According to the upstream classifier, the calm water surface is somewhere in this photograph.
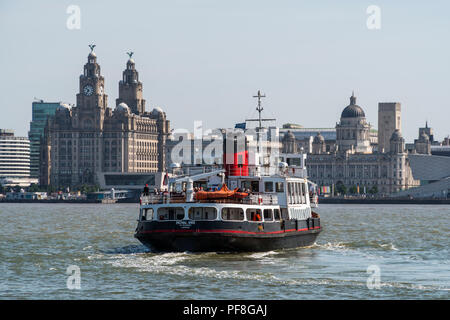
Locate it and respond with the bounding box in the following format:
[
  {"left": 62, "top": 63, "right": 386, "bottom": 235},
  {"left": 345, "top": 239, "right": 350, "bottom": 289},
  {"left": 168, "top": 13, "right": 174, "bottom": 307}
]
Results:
[{"left": 0, "top": 203, "right": 449, "bottom": 299}]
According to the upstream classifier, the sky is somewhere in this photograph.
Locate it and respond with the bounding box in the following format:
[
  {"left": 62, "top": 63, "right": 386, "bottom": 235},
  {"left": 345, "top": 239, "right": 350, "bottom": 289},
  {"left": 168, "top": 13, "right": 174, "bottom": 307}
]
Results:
[{"left": 0, "top": 0, "right": 449, "bottom": 143}]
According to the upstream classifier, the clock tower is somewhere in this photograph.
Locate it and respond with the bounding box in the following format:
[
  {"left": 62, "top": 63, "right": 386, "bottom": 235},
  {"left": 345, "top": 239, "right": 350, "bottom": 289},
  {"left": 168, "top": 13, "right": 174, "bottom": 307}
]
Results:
[
  {"left": 116, "top": 52, "right": 145, "bottom": 115},
  {"left": 76, "top": 45, "right": 108, "bottom": 111}
]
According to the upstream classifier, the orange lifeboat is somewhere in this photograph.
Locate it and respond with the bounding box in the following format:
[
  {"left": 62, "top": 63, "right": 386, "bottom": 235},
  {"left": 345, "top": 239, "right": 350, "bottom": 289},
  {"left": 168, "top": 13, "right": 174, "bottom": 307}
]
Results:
[{"left": 195, "top": 184, "right": 248, "bottom": 201}]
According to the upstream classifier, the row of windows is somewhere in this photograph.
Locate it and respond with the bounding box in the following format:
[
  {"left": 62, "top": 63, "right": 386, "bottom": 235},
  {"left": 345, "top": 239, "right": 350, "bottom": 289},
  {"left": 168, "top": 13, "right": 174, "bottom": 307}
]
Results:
[
  {"left": 287, "top": 182, "right": 308, "bottom": 205},
  {"left": 104, "top": 162, "right": 121, "bottom": 167},
  {"left": 0, "top": 163, "right": 30, "bottom": 168},
  {"left": 137, "top": 141, "right": 157, "bottom": 148},
  {"left": 137, "top": 162, "right": 157, "bottom": 168},
  {"left": 137, "top": 154, "right": 157, "bottom": 161},
  {"left": 104, "top": 133, "right": 120, "bottom": 138},
  {"left": 0, "top": 150, "right": 30, "bottom": 155},
  {"left": 0, "top": 141, "right": 29, "bottom": 145},
  {"left": 0, "top": 158, "right": 30, "bottom": 163},
  {"left": 135, "top": 134, "right": 158, "bottom": 140},
  {"left": 315, "top": 179, "right": 403, "bottom": 186},
  {"left": 0, "top": 155, "right": 30, "bottom": 159},
  {"left": 264, "top": 181, "right": 284, "bottom": 193},
  {"left": 141, "top": 207, "right": 283, "bottom": 222}
]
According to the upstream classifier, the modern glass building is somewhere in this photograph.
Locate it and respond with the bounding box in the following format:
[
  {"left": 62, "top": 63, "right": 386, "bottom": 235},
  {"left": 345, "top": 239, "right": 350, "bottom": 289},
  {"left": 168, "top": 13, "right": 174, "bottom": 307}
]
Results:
[
  {"left": 28, "top": 101, "right": 66, "bottom": 178},
  {"left": 0, "top": 129, "right": 37, "bottom": 187}
]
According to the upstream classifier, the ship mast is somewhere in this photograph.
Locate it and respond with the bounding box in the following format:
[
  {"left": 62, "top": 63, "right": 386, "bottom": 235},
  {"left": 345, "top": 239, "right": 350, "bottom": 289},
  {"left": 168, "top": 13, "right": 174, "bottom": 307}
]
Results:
[
  {"left": 246, "top": 90, "right": 276, "bottom": 152},
  {"left": 253, "top": 90, "right": 266, "bottom": 131}
]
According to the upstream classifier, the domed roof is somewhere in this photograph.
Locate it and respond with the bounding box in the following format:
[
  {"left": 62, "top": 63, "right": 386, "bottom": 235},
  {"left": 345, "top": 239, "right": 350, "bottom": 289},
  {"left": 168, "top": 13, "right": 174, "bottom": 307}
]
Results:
[
  {"left": 151, "top": 107, "right": 164, "bottom": 116},
  {"left": 341, "top": 93, "right": 365, "bottom": 118},
  {"left": 88, "top": 51, "right": 97, "bottom": 58},
  {"left": 390, "top": 129, "right": 403, "bottom": 141},
  {"left": 127, "top": 58, "right": 135, "bottom": 64},
  {"left": 313, "top": 132, "right": 325, "bottom": 143},
  {"left": 116, "top": 102, "right": 130, "bottom": 113}
]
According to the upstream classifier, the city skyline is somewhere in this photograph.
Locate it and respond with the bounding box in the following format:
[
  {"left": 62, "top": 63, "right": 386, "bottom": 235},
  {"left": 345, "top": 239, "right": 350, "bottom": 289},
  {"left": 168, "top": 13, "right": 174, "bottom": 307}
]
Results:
[{"left": 1, "top": 1, "right": 449, "bottom": 142}]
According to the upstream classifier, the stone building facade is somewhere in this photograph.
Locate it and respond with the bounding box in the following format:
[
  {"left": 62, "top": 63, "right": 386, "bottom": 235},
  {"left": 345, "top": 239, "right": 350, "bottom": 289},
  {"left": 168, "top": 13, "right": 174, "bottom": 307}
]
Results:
[
  {"left": 40, "top": 48, "right": 169, "bottom": 187},
  {"left": 281, "top": 94, "right": 419, "bottom": 194},
  {"left": 411, "top": 122, "right": 433, "bottom": 155},
  {"left": 378, "top": 102, "right": 401, "bottom": 153},
  {"left": 335, "top": 94, "right": 372, "bottom": 154},
  {"left": 279, "top": 128, "right": 338, "bottom": 154}
]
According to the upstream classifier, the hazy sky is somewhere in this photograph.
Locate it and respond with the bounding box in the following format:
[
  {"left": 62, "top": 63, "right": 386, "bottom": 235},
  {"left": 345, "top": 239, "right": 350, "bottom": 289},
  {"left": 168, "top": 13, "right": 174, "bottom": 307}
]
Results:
[{"left": 1, "top": 0, "right": 449, "bottom": 142}]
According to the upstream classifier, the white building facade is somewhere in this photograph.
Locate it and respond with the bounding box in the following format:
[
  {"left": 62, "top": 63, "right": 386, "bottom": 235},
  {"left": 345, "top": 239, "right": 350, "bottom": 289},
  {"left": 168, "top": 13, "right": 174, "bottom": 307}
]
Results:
[{"left": 0, "top": 129, "right": 37, "bottom": 187}]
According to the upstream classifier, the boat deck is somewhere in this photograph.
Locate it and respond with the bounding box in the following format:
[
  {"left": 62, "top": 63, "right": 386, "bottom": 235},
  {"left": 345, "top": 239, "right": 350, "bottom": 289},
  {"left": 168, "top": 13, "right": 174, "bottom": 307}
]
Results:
[{"left": 140, "top": 193, "right": 279, "bottom": 205}]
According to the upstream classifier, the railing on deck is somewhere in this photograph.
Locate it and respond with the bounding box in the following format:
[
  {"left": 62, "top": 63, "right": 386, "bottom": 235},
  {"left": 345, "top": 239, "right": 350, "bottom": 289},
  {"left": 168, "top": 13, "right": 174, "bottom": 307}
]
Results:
[
  {"left": 140, "top": 193, "right": 185, "bottom": 204},
  {"left": 227, "top": 165, "right": 307, "bottom": 178},
  {"left": 310, "top": 194, "right": 319, "bottom": 207},
  {"left": 140, "top": 192, "right": 278, "bottom": 206}
]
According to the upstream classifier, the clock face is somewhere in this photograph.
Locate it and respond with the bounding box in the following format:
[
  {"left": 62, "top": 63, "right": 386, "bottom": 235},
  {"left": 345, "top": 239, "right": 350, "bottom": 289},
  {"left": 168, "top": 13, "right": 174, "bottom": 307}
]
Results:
[{"left": 83, "top": 85, "right": 94, "bottom": 96}]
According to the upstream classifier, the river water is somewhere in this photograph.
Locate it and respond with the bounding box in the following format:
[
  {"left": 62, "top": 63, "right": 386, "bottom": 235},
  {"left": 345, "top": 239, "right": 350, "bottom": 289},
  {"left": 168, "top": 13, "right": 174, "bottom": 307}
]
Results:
[{"left": 0, "top": 203, "right": 448, "bottom": 299}]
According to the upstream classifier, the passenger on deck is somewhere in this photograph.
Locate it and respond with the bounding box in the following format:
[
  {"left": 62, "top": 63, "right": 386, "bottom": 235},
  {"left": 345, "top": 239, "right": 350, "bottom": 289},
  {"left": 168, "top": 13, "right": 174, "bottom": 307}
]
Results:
[
  {"left": 143, "top": 184, "right": 150, "bottom": 195},
  {"left": 251, "top": 211, "right": 262, "bottom": 222}
]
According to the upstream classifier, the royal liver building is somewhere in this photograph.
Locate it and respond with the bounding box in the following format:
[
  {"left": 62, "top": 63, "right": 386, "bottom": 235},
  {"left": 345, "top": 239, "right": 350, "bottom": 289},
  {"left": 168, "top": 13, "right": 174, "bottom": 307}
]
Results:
[
  {"left": 40, "top": 47, "right": 170, "bottom": 187},
  {"left": 282, "top": 93, "right": 419, "bottom": 195}
]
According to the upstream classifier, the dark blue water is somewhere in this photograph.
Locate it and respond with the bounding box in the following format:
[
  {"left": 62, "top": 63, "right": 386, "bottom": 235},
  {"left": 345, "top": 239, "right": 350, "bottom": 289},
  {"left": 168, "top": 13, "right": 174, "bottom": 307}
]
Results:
[{"left": 0, "top": 203, "right": 448, "bottom": 299}]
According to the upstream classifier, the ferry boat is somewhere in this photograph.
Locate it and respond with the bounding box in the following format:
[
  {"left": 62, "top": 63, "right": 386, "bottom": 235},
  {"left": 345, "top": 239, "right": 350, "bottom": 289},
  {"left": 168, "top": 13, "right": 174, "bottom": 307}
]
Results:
[
  {"left": 134, "top": 160, "right": 321, "bottom": 252},
  {"left": 134, "top": 92, "right": 321, "bottom": 252}
]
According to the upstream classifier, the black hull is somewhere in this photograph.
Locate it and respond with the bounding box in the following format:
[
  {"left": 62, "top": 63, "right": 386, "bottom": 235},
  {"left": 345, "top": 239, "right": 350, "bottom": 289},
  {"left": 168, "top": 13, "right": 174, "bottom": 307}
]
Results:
[{"left": 135, "top": 218, "right": 321, "bottom": 252}]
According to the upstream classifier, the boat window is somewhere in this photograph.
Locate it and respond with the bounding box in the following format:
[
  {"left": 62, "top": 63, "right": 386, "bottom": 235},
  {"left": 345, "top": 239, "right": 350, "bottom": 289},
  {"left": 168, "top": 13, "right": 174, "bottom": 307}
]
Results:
[
  {"left": 297, "top": 182, "right": 303, "bottom": 204},
  {"left": 299, "top": 183, "right": 304, "bottom": 203},
  {"left": 288, "top": 182, "right": 293, "bottom": 204},
  {"left": 251, "top": 181, "right": 259, "bottom": 192},
  {"left": 188, "top": 207, "right": 217, "bottom": 220},
  {"left": 264, "top": 181, "right": 273, "bottom": 192},
  {"left": 263, "top": 209, "right": 273, "bottom": 221},
  {"left": 298, "top": 183, "right": 303, "bottom": 203},
  {"left": 141, "top": 208, "right": 153, "bottom": 221},
  {"left": 299, "top": 183, "right": 303, "bottom": 203},
  {"left": 292, "top": 183, "right": 297, "bottom": 204},
  {"left": 246, "top": 208, "right": 262, "bottom": 222},
  {"left": 157, "top": 207, "right": 185, "bottom": 220},
  {"left": 275, "top": 182, "right": 284, "bottom": 193},
  {"left": 281, "top": 208, "right": 289, "bottom": 220},
  {"left": 221, "top": 208, "right": 244, "bottom": 221},
  {"left": 241, "top": 181, "right": 251, "bottom": 190},
  {"left": 274, "top": 209, "right": 281, "bottom": 220},
  {"left": 303, "top": 183, "right": 308, "bottom": 203}
]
